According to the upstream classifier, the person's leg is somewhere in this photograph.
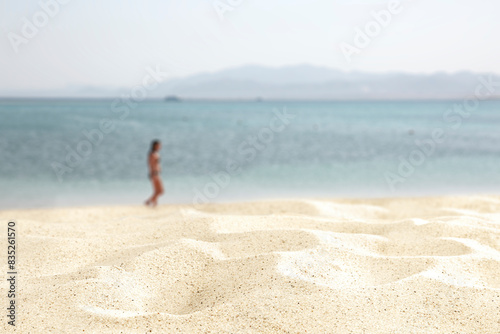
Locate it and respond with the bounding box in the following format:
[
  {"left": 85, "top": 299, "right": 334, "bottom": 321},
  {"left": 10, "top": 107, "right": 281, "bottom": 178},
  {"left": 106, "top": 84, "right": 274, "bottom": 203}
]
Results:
[
  {"left": 150, "top": 177, "right": 164, "bottom": 206},
  {"left": 145, "top": 175, "right": 157, "bottom": 206},
  {"left": 145, "top": 191, "right": 152, "bottom": 206}
]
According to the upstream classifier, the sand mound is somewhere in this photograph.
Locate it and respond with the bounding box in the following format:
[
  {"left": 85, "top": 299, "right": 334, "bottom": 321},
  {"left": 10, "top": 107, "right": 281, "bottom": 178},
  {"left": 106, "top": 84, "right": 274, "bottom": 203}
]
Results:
[{"left": 1, "top": 196, "right": 499, "bottom": 333}]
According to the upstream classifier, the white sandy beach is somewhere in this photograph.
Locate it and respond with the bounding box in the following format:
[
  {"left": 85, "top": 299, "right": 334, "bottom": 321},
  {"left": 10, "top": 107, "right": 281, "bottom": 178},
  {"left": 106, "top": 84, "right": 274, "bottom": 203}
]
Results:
[{"left": 1, "top": 196, "right": 500, "bottom": 333}]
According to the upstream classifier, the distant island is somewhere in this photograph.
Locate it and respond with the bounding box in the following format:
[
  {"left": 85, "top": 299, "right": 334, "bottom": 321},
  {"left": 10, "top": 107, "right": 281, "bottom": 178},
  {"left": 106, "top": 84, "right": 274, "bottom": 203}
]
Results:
[
  {"left": 154, "top": 65, "right": 500, "bottom": 101},
  {"left": 3, "top": 65, "right": 500, "bottom": 100}
]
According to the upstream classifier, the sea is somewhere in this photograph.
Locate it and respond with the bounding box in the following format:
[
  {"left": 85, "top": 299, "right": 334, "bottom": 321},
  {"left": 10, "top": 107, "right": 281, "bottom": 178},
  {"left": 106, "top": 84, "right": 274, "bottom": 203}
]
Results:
[{"left": 1, "top": 99, "right": 500, "bottom": 209}]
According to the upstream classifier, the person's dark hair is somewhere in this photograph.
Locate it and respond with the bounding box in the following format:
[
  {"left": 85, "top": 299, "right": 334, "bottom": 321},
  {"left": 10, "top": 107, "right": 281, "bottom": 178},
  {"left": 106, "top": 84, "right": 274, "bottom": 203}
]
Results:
[{"left": 150, "top": 140, "right": 160, "bottom": 154}]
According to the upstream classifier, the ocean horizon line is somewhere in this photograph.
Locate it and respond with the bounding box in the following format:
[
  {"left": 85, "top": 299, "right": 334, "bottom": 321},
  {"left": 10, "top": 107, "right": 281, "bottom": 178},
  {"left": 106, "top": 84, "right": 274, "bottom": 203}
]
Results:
[{"left": 2, "top": 97, "right": 500, "bottom": 103}]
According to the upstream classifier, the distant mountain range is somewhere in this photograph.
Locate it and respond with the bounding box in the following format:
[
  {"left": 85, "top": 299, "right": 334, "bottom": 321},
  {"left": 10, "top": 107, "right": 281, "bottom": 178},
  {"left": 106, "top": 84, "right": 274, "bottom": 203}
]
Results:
[{"left": 3, "top": 64, "right": 500, "bottom": 100}]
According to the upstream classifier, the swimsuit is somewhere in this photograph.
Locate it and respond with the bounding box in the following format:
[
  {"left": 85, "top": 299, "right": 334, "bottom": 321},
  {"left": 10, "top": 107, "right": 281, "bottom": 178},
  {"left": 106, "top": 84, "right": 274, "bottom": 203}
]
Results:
[
  {"left": 149, "top": 152, "right": 160, "bottom": 179},
  {"left": 149, "top": 171, "right": 160, "bottom": 179}
]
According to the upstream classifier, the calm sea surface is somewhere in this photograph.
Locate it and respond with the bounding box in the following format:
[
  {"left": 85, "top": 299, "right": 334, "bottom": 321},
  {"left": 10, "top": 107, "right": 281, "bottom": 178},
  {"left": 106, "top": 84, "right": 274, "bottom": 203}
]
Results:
[{"left": 1, "top": 99, "right": 500, "bottom": 209}]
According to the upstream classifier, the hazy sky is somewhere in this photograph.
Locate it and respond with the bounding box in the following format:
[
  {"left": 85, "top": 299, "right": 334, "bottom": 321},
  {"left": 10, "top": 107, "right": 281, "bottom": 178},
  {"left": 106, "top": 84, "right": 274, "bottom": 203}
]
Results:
[{"left": 1, "top": 0, "right": 499, "bottom": 92}]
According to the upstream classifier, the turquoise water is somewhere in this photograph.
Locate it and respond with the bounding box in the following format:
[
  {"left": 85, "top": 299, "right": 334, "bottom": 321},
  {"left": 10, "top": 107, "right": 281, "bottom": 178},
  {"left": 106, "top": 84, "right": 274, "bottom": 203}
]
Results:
[{"left": 1, "top": 99, "right": 500, "bottom": 209}]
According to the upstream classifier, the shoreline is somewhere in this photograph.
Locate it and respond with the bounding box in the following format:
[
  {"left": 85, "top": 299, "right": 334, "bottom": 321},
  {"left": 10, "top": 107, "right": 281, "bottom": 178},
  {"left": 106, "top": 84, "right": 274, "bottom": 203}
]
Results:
[{"left": 4, "top": 192, "right": 500, "bottom": 211}]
